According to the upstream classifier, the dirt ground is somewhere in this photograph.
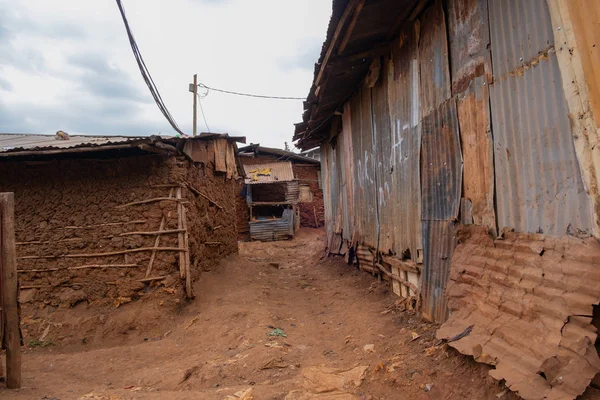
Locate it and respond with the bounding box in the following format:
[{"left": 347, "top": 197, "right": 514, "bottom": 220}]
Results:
[{"left": 2, "top": 229, "right": 599, "bottom": 400}]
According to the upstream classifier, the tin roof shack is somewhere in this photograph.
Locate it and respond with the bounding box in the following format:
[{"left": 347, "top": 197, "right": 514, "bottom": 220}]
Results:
[
  {"left": 236, "top": 145, "right": 323, "bottom": 239},
  {"left": 294, "top": 0, "right": 600, "bottom": 399},
  {"left": 0, "top": 132, "right": 243, "bottom": 307}
]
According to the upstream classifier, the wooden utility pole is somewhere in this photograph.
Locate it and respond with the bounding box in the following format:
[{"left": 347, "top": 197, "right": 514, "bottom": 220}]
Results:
[
  {"left": 1, "top": 192, "right": 21, "bottom": 389},
  {"left": 193, "top": 74, "right": 198, "bottom": 137}
]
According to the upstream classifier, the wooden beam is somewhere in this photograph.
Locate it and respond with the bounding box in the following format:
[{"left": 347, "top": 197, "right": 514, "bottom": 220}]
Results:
[
  {"left": 337, "top": 0, "right": 366, "bottom": 55},
  {"left": 1, "top": 193, "right": 21, "bottom": 388},
  {"left": 315, "top": 0, "right": 363, "bottom": 88}
]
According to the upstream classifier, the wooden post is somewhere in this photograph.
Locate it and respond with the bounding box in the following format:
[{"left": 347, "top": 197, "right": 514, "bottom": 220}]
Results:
[
  {"left": 1, "top": 193, "right": 21, "bottom": 389},
  {"left": 193, "top": 74, "right": 198, "bottom": 137}
]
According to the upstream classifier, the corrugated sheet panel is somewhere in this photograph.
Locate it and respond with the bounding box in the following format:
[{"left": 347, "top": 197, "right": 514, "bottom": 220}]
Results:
[
  {"left": 285, "top": 181, "right": 300, "bottom": 203},
  {"left": 456, "top": 76, "right": 496, "bottom": 232},
  {"left": 340, "top": 103, "right": 355, "bottom": 241},
  {"left": 447, "top": 0, "right": 492, "bottom": 94},
  {"left": 418, "top": 1, "right": 451, "bottom": 117},
  {"left": 388, "top": 20, "right": 422, "bottom": 261},
  {"left": 249, "top": 209, "right": 294, "bottom": 241},
  {"left": 421, "top": 220, "right": 457, "bottom": 322},
  {"left": 438, "top": 226, "right": 600, "bottom": 400},
  {"left": 372, "top": 56, "right": 393, "bottom": 253},
  {"left": 243, "top": 162, "right": 295, "bottom": 184},
  {"left": 489, "top": 0, "right": 593, "bottom": 235},
  {"left": 421, "top": 99, "right": 463, "bottom": 221},
  {"left": 0, "top": 133, "right": 138, "bottom": 152}
]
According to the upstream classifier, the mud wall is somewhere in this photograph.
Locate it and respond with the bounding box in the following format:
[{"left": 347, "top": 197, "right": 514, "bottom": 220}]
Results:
[
  {"left": 293, "top": 165, "right": 323, "bottom": 228},
  {"left": 0, "top": 153, "right": 238, "bottom": 307}
]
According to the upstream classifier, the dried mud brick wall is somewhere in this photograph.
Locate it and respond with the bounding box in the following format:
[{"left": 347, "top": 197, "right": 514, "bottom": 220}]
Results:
[
  {"left": 437, "top": 225, "right": 600, "bottom": 400},
  {"left": 293, "top": 165, "right": 323, "bottom": 228},
  {"left": 0, "top": 153, "right": 237, "bottom": 307},
  {"left": 235, "top": 179, "right": 249, "bottom": 236}
]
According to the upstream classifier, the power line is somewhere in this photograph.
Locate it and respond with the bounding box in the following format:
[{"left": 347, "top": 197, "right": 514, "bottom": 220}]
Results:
[
  {"left": 198, "top": 83, "right": 305, "bottom": 100},
  {"left": 196, "top": 93, "right": 211, "bottom": 133},
  {"left": 115, "top": 0, "right": 185, "bottom": 135}
]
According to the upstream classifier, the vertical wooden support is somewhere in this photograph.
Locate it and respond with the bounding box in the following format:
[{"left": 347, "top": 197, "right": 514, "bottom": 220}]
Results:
[
  {"left": 1, "top": 193, "right": 21, "bottom": 389},
  {"left": 145, "top": 188, "right": 173, "bottom": 278},
  {"left": 181, "top": 205, "right": 193, "bottom": 298},
  {"left": 176, "top": 187, "right": 185, "bottom": 279}
]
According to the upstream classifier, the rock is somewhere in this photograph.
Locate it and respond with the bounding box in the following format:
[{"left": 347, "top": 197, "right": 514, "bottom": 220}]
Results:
[
  {"left": 19, "top": 288, "right": 38, "bottom": 303},
  {"left": 58, "top": 288, "right": 87, "bottom": 306},
  {"left": 363, "top": 344, "right": 375, "bottom": 353}
]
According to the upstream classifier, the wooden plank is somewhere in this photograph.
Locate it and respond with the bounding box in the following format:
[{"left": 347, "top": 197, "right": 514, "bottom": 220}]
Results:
[
  {"left": 337, "top": 0, "right": 365, "bottom": 55},
  {"left": 213, "top": 139, "right": 227, "bottom": 172},
  {"left": 1, "top": 193, "right": 21, "bottom": 388}
]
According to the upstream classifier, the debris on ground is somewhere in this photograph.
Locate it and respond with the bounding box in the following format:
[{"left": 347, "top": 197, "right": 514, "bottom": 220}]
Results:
[
  {"left": 267, "top": 327, "right": 287, "bottom": 337},
  {"left": 363, "top": 344, "right": 375, "bottom": 353},
  {"left": 224, "top": 388, "right": 253, "bottom": 399}
]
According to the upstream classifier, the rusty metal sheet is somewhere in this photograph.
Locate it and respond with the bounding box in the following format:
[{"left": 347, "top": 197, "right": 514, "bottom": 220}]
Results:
[
  {"left": 446, "top": 0, "right": 492, "bottom": 94},
  {"left": 249, "top": 209, "right": 294, "bottom": 241},
  {"left": 418, "top": 1, "right": 451, "bottom": 118},
  {"left": 320, "top": 143, "right": 335, "bottom": 250},
  {"left": 340, "top": 102, "right": 355, "bottom": 241},
  {"left": 438, "top": 226, "right": 600, "bottom": 400},
  {"left": 421, "top": 99, "right": 463, "bottom": 221},
  {"left": 456, "top": 76, "right": 496, "bottom": 233},
  {"left": 243, "top": 162, "right": 295, "bottom": 185},
  {"left": 372, "top": 56, "right": 393, "bottom": 253},
  {"left": 387, "top": 20, "right": 422, "bottom": 261},
  {"left": 421, "top": 220, "right": 457, "bottom": 322},
  {"left": 489, "top": 0, "right": 593, "bottom": 236}
]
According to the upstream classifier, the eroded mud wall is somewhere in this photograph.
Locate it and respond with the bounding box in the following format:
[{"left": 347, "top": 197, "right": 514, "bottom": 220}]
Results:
[
  {"left": 0, "top": 153, "right": 237, "bottom": 307},
  {"left": 292, "top": 165, "right": 323, "bottom": 228}
]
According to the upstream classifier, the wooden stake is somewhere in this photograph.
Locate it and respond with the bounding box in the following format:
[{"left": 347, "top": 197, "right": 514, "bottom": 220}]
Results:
[
  {"left": 139, "top": 276, "right": 167, "bottom": 283},
  {"left": 146, "top": 188, "right": 173, "bottom": 278},
  {"left": 17, "top": 247, "right": 187, "bottom": 260},
  {"left": 119, "top": 229, "right": 185, "bottom": 237},
  {"left": 64, "top": 220, "right": 146, "bottom": 229},
  {"left": 115, "top": 197, "right": 184, "bottom": 209},
  {"left": 181, "top": 205, "right": 193, "bottom": 298},
  {"left": 1, "top": 193, "right": 22, "bottom": 388},
  {"left": 176, "top": 187, "right": 186, "bottom": 279},
  {"left": 18, "top": 264, "right": 139, "bottom": 273}
]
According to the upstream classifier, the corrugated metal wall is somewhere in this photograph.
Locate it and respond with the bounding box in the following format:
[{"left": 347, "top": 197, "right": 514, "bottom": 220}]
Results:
[
  {"left": 489, "top": 0, "right": 593, "bottom": 236},
  {"left": 318, "top": 0, "right": 594, "bottom": 322}
]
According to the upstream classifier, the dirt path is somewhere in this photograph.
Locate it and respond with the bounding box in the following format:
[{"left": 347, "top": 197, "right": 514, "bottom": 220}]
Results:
[{"left": 2, "top": 229, "right": 598, "bottom": 399}]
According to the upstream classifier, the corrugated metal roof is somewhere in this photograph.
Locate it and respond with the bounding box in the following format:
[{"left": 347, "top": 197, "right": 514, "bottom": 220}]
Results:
[
  {"left": 243, "top": 162, "right": 295, "bottom": 184},
  {"left": 238, "top": 144, "right": 321, "bottom": 165},
  {"left": 488, "top": 0, "right": 593, "bottom": 236},
  {"left": 0, "top": 132, "right": 245, "bottom": 158},
  {"left": 0, "top": 134, "right": 139, "bottom": 152}
]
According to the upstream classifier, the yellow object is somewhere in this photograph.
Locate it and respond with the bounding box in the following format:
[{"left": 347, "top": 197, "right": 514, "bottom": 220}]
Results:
[{"left": 248, "top": 168, "right": 272, "bottom": 181}]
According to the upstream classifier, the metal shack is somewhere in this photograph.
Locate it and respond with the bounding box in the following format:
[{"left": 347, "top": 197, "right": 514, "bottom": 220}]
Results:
[
  {"left": 294, "top": 0, "right": 600, "bottom": 398},
  {"left": 237, "top": 145, "right": 323, "bottom": 241}
]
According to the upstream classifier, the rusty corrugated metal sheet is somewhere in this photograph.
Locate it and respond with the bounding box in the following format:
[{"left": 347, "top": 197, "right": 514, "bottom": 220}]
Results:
[
  {"left": 388, "top": 20, "right": 422, "bottom": 261},
  {"left": 340, "top": 103, "right": 355, "bottom": 241},
  {"left": 489, "top": 0, "right": 593, "bottom": 236},
  {"left": 438, "top": 226, "right": 600, "bottom": 400},
  {"left": 421, "top": 220, "right": 457, "bottom": 322},
  {"left": 421, "top": 99, "right": 463, "bottom": 221},
  {"left": 418, "top": 0, "right": 451, "bottom": 118},
  {"left": 249, "top": 209, "right": 294, "bottom": 241},
  {"left": 243, "top": 162, "right": 295, "bottom": 184},
  {"left": 456, "top": 76, "right": 496, "bottom": 232},
  {"left": 0, "top": 133, "right": 139, "bottom": 152},
  {"left": 447, "top": 0, "right": 492, "bottom": 94}
]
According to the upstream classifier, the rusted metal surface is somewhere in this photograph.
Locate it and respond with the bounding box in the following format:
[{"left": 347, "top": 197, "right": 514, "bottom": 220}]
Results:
[
  {"left": 387, "top": 20, "right": 422, "bottom": 261},
  {"left": 243, "top": 162, "right": 295, "bottom": 185},
  {"left": 249, "top": 209, "right": 294, "bottom": 241},
  {"left": 489, "top": 0, "right": 593, "bottom": 235},
  {"left": 340, "top": 103, "right": 355, "bottom": 240},
  {"left": 421, "top": 99, "right": 463, "bottom": 221},
  {"left": 418, "top": 0, "right": 451, "bottom": 118},
  {"left": 456, "top": 77, "right": 496, "bottom": 232},
  {"left": 446, "top": 0, "right": 492, "bottom": 94},
  {"left": 421, "top": 220, "right": 457, "bottom": 322},
  {"left": 438, "top": 225, "right": 600, "bottom": 400}
]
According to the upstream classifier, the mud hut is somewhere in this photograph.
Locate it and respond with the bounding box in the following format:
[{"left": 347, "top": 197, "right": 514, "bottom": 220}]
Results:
[
  {"left": 293, "top": 0, "right": 600, "bottom": 398},
  {"left": 235, "top": 144, "right": 322, "bottom": 240},
  {"left": 0, "top": 132, "right": 244, "bottom": 306}
]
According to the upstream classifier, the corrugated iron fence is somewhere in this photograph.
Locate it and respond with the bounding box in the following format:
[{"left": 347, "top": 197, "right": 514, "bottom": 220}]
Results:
[{"left": 320, "top": 0, "right": 593, "bottom": 322}]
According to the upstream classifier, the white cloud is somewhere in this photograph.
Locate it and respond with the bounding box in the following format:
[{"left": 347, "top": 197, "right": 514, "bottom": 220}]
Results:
[{"left": 0, "top": 0, "right": 331, "bottom": 148}]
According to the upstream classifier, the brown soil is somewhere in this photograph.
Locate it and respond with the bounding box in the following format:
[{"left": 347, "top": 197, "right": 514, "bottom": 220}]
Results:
[{"left": 2, "top": 229, "right": 599, "bottom": 399}]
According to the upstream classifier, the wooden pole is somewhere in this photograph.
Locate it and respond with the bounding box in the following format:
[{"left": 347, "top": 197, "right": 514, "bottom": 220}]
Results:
[
  {"left": 1, "top": 193, "right": 21, "bottom": 388},
  {"left": 193, "top": 74, "right": 198, "bottom": 137}
]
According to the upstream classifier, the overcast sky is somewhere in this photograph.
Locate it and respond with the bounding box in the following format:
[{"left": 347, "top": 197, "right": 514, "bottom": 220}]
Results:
[{"left": 0, "top": 0, "right": 331, "bottom": 149}]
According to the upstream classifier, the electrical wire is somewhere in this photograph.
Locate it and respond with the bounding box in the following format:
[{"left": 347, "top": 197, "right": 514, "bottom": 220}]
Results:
[
  {"left": 196, "top": 93, "right": 211, "bottom": 133},
  {"left": 115, "top": 0, "right": 185, "bottom": 135},
  {"left": 198, "top": 83, "right": 305, "bottom": 100}
]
